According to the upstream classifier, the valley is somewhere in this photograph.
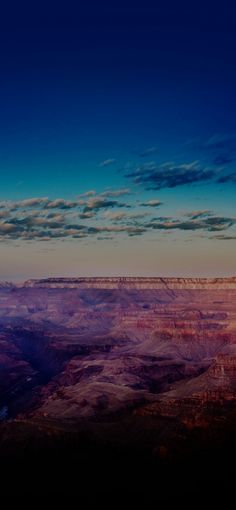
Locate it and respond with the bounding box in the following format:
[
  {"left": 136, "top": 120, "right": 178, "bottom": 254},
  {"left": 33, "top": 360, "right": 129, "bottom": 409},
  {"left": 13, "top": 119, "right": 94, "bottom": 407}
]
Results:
[{"left": 1, "top": 277, "right": 236, "bottom": 500}]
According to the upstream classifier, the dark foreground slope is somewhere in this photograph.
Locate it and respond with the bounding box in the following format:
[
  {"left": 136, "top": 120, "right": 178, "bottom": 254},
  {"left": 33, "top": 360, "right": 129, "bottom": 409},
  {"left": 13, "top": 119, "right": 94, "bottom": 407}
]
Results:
[{"left": 1, "top": 277, "right": 236, "bottom": 502}]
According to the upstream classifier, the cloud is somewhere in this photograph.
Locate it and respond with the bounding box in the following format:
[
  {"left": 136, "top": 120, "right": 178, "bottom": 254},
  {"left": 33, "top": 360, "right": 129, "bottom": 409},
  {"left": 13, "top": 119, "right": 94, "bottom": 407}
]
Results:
[
  {"left": 184, "top": 210, "right": 213, "bottom": 219},
  {"left": 46, "top": 211, "right": 65, "bottom": 219},
  {"left": 198, "top": 216, "right": 235, "bottom": 231},
  {"left": 188, "top": 134, "right": 236, "bottom": 167},
  {"left": 0, "top": 208, "right": 146, "bottom": 240},
  {"left": 44, "top": 199, "right": 78, "bottom": 209},
  {"left": 2, "top": 195, "right": 138, "bottom": 213},
  {"left": 146, "top": 215, "right": 236, "bottom": 232},
  {"left": 100, "top": 188, "right": 132, "bottom": 197},
  {"left": 0, "top": 197, "right": 78, "bottom": 211},
  {"left": 217, "top": 172, "right": 236, "bottom": 184},
  {"left": 96, "top": 236, "right": 115, "bottom": 241},
  {"left": 103, "top": 212, "right": 127, "bottom": 221},
  {"left": 0, "top": 209, "right": 234, "bottom": 241},
  {"left": 0, "top": 197, "right": 49, "bottom": 210},
  {"left": 82, "top": 197, "right": 131, "bottom": 212},
  {"left": 139, "top": 147, "right": 157, "bottom": 157},
  {"left": 103, "top": 211, "right": 150, "bottom": 222},
  {"left": 150, "top": 216, "right": 171, "bottom": 222},
  {"left": 204, "top": 134, "right": 236, "bottom": 150},
  {"left": 0, "top": 191, "right": 234, "bottom": 243},
  {"left": 187, "top": 134, "right": 236, "bottom": 152},
  {"left": 78, "top": 190, "right": 97, "bottom": 197},
  {"left": 128, "top": 212, "right": 151, "bottom": 220},
  {"left": 213, "top": 155, "right": 234, "bottom": 166},
  {"left": 99, "top": 159, "right": 116, "bottom": 167},
  {"left": 78, "top": 211, "right": 96, "bottom": 219},
  {"left": 140, "top": 200, "right": 163, "bottom": 207},
  {"left": 16, "top": 197, "right": 49, "bottom": 208},
  {"left": 78, "top": 188, "right": 132, "bottom": 200},
  {"left": 125, "top": 161, "right": 216, "bottom": 190},
  {"left": 0, "top": 223, "right": 18, "bottom": 233},
  {"left": 0, "top": 210, "right": 10, "bottom": 219},
  {"left": 91, "top": 225, "right": 146, "bottom": 236},
  {"left": 211, "top": 234, "right": 236, "bottom": 241},
  {"left": 0, "top": 194, "right": 143, "bottom": 241},
  {"left": 8, "top": 213, "right": 66, "bottom": 230}
]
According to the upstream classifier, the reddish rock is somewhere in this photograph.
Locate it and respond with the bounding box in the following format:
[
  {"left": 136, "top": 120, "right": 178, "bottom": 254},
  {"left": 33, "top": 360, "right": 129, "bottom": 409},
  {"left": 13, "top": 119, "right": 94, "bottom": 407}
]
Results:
[{"left": 0, "top": 277, "right": 236, "bottom": 422}]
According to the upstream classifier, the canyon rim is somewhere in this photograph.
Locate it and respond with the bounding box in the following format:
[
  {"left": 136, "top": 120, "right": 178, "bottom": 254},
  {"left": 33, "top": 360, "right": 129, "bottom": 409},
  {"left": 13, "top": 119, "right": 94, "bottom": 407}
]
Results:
[{"left": 1, "top": 276, "right": 236, "bottom": 502}]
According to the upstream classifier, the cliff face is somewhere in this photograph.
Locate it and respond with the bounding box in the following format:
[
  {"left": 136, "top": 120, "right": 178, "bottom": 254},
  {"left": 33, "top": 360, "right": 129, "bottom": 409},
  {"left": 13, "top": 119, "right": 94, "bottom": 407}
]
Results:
[
  {"left": 0, "top": 278, "right": 236, "bottom": 423},
  {"left": 2, "top": 276, "right": 236, "bottom": 499},
  {"left": 135, "top": 350, "right": 236, "bottom": 426}
]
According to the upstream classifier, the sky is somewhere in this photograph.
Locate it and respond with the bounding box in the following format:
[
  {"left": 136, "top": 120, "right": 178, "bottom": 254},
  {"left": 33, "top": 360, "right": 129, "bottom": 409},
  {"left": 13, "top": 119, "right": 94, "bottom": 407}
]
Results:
[{"left": 0, "top": 1, "right": 236, "bottom": 280}]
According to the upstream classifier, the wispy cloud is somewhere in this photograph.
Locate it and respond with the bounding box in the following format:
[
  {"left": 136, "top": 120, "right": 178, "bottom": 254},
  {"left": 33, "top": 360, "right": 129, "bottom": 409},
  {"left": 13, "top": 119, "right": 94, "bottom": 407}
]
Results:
[
  {"left": 211, "top": 234, "right": 236, "bottom": 241},
  {"left": 139, "top": 147, "right": 157, "bottom": 157},
  {"left": 183, "top": 210, "right": 213, "bottom": 219},
  {"left": 213, "top": 155, "right": 234, "bottom": 166},
  {"left": 204, "top": 134, "right": 236, "bottom": 150},
  {"left": 78, "top": 190, "right": 96, "bottom": 197},
  {"left": 104, "top": 211, "right": 150, "bottom": 222},
  {"left": 81, "top": 197, "right": 131, "bottom": 212},
  {"left": 99, "top": 158, "right": 116, "bottom": 167},
  {"left": 187, "top": 134, "right": 236, "bottom": 167},
  {"left": 217, "top": 172, "right": 236, "bottom": 184},
  {"left": 100, "top": 188, "right": 132, "bottom": 197},
  {"left": 93, "top": 225, "right": 146, "bottom": 236},
  {"left": 125, "top": 160, "right": 216, "bottom": 190},
  {"left": 140, "top": 200, "right": 163, "bottom": 207}
]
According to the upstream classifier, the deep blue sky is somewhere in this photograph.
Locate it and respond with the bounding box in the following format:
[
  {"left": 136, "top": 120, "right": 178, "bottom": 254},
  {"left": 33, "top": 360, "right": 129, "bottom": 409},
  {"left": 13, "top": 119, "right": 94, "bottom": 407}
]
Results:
[{"left": 0, "top": 1, "right": 236, "bottom": 279}]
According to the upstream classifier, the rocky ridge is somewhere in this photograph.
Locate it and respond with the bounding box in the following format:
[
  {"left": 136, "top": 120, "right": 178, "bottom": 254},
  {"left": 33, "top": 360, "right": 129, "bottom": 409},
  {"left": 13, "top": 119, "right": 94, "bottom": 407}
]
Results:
[
  {"left": 1, "top": 276, "right": 236, "bottom": 501},
  {"left": 0, "top": 276, "right": 236, "bottom": 423},
  {"left": 22, "top": 276, "right": 236, "bottom": 289}
]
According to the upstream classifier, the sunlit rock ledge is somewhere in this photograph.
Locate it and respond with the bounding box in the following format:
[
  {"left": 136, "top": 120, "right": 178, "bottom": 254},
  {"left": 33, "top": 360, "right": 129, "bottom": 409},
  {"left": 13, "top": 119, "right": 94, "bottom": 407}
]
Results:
[{"left": 21, "top": 276, "right": 236, "bottom": 289}]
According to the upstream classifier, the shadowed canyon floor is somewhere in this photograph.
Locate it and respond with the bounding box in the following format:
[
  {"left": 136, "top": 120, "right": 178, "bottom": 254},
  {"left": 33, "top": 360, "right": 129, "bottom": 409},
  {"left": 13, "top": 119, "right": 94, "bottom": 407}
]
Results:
[{"left": 1, "top": 277, "right": 236, "bottom": 501}]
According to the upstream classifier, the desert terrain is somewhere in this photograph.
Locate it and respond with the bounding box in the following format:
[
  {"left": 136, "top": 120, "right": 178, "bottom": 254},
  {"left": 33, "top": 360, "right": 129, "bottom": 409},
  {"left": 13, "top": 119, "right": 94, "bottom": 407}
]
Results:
[{"left": 1, "top": 277, "right": 236, "bottom": 501}]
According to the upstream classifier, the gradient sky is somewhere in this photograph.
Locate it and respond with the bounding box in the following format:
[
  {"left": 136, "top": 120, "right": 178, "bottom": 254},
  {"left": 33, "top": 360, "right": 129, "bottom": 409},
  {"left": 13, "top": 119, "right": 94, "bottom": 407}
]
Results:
[{"left": 0, "top": 1, "right": 236, "bottom": 280}]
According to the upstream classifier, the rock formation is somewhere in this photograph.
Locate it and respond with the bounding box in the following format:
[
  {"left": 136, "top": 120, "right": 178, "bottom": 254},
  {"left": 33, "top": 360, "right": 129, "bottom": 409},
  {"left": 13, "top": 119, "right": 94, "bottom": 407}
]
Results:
[
  {"left": 1, "top": 276, "right": 236, "bottom": 500},
  {"left": 0, "top": 276, "right": 236, "bottom": 421}
]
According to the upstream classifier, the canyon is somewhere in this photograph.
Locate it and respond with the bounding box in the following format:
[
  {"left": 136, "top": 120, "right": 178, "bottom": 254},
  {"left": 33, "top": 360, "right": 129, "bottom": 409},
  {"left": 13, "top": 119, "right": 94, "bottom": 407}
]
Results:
[{"left": 1, "top": 276, "right": 236, "bottom": 500}]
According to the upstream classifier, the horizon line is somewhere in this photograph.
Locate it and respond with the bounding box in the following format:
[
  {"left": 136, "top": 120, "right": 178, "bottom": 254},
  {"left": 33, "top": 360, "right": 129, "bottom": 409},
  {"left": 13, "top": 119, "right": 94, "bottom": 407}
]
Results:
[{"left": 2, "top": 274, "right": 236, "bottom": 285}]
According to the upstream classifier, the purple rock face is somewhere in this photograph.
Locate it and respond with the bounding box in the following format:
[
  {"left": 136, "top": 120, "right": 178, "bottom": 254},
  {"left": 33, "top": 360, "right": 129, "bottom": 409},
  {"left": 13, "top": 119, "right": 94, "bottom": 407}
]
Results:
[
  {"left": 1, "top": 278, "right": 236, "bottom": 421},
  {"left": 1, "top": 277, "right": 236, "bottom": 501}
]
